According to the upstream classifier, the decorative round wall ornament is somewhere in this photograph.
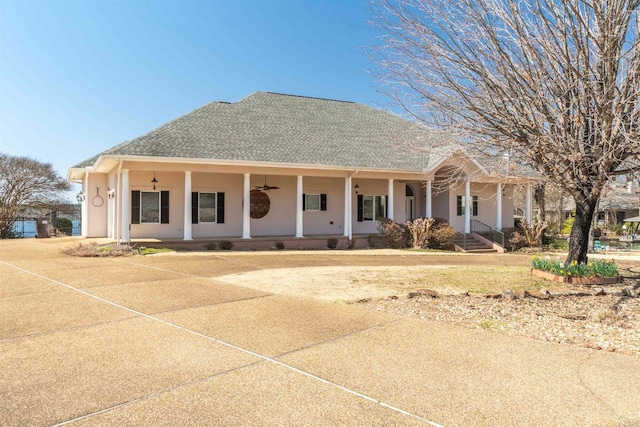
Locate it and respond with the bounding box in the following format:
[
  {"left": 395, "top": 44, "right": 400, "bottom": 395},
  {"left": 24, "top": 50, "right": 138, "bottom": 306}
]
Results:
[
  {"left": 250, "top": 189, "right": 270, "bottom": 218},
  {"left": 92, "top": 195, "right": 104, "bottom": 207}
]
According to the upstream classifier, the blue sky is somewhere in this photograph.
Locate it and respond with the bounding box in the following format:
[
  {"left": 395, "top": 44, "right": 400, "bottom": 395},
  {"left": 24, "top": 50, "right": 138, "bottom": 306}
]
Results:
[{"left": 0, "top": 0, "right": 390, "bottom": 200}]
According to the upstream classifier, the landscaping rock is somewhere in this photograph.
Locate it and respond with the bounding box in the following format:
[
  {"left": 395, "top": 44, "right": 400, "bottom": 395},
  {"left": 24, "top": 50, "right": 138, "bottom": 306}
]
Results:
[
  {"left": 593, "top": 288, "right": 607, "bottom": 296},
  {"left": 540, "top": 289, "right": 551, "bottom": 297},
  {"left": 524, "top": 290, "right": 550, "bottom": 300},
  {"left": 408, "top": 289, "right": 439, "bottom": 299},
  {"left": 485, "top": 293, "right": 502, "bottom": 299},
  {"left": 622, "top": 287, "right": 637, "bottom": 297},
  {"left": 501, "top": 290, "right": 517, "bottom": 300}
]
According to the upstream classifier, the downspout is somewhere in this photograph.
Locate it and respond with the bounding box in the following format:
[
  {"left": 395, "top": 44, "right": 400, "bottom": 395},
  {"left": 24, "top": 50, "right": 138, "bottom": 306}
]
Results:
[{"left": 116, "top": 158, "right": 123, "bottom": 246}]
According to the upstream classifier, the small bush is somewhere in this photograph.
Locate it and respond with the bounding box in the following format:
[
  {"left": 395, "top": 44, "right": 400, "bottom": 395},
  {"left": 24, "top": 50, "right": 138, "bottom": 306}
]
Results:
[
  {"left": 218, "top": 240, "right": 234, "bottom": 250},
  {"left": 55, "top": 217, "right": 73, "bottom": 235},
  {"left": 368, "top": 234, "right": 386, "bottom": 249},
  {"left": 64, "top": 243, "right": 133, "bottom": 257},
  {"left": 275, "top": 241, "right": 285, "bottom": 250},
  {"left": 427, "top": 220, "right": 456, "bottom": 250},
  {"left": 327, "top": 238, "right": 338, "bottom": 249},
  {"left": 561, "top": 215, "right": 574, "bottom": 235},
  {"left": 204, "top": 242, "right": 217, "bottom": 250},
  {"left": 407, "top": 217, "right": 435, "bottom": 248},
  {"left": 377, "top": 218, "right": 410, "bottom": 249},
  {"left": 507, "top": 230, "right": 528, "bottom": 252}
]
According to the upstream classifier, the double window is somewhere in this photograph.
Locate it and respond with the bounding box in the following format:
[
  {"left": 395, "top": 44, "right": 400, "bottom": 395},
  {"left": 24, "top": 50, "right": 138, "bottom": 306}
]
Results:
[
  {"left": 457, "top": 195, "right": 478, "bottom": 216},
  {"left": 191, "top": 192, "right": 225, "bottom": 224},
  {"left": 131, "top": 191, "right": 169, "bottom": 224},
  {"left": 357, "top": 195, "right": 387, "bottom": 222}
]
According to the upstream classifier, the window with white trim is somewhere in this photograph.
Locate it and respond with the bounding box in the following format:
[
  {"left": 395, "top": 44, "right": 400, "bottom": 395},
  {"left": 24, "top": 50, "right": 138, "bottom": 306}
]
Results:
[
  {"left": 363, "top": 195, "right": 386, "bottom": 221},
  {"left": 457, "top": 195, "right": 478, "bottom": 216},
  {"left": 199, "top": 192, "right": 216, "bottom": 223},
  {"left": 141, "top": 192, "right": 160, "bottom": 223},
  {"left": 304, "top": 194, "right": 320, "bottom": 211}
]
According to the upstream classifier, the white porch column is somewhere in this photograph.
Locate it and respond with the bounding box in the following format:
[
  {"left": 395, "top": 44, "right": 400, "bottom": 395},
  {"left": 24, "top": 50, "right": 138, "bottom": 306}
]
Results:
[
  {"left": 242, "top": 173, "right": 251, "bottom": 239},
  {"left": 183, "top": 171, "right": 192, "bottom": 241},
  {"left": 496, "top": 183, "right": 502, "bottom": 230},
  {"left": 425, "top": 180, "right": 432, "bottom": 218},
  {"left": 343, "top": 177, "right": 350, "bottom": 237},
  {"left": 525, "top": 183, "right": 533, "bottom": 223},
  {"left": 464, "top": 180, "right": 471, "bottom": 233},
  {"left": 81, "top": 172, "right": 89, "bottom": 237},
  {"left": 121, "top": 170, "right": 130, "bottom": 242},
  {"left": 107, "top": 174, "right": 115, "bottom": 238},
  {"left": 387, "top": 179, "right": 394, "bottom": 220},
  {"left": 296, "top": 175, "right": 303, "bottom": 238}
]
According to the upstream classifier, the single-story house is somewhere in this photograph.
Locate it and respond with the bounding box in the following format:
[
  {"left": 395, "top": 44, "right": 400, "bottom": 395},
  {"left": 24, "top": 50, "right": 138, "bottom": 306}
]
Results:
[{"left": 68, "top": 92, "right": 536, "bottom": 248}]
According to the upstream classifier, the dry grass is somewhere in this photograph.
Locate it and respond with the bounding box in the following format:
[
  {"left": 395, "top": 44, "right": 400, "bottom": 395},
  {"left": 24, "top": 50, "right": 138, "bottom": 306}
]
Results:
[
  {"left": 63, "top": 242, "right": 134, "bottom": 257},
  {"left": 216, "top": 264, "right": 568, "bottom": 302}
]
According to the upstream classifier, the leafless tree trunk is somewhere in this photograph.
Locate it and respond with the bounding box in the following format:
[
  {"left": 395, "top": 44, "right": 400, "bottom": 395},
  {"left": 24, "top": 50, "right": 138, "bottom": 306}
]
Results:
[{"left": 371, "top": 0, "right": 640, "bottom": 264}]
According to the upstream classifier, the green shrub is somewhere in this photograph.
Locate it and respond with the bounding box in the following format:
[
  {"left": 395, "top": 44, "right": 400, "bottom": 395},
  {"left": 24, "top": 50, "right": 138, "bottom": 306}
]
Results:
[
  {"left": 218, "top": 240, "right": 234, "bottom": 250},
  {"left": 275, "top": 241, "right": 285, "bottom": 250},
  {"left": 561, "top": 215, "right": 574, "bottom": 235},
  {"left": 327, "top": 238, "right": 339, "bottom": 249},
  {"left": 204, "top": 242, "right": 217, "bottom": 250}
]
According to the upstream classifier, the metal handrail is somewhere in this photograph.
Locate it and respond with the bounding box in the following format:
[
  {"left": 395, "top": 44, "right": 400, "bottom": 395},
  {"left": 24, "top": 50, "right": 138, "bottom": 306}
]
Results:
[
  {"left": 470, "top": 219, "right": 504, "bottom": 247},
  {"left": 454, "top": 230, "right": 468, "bottom": 250}
]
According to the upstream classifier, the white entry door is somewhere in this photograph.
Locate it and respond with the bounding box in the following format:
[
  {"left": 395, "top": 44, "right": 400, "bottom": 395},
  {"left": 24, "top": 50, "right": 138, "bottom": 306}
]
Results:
[{"left": 405, "top": 184, "right": 415, "bottom": 220}]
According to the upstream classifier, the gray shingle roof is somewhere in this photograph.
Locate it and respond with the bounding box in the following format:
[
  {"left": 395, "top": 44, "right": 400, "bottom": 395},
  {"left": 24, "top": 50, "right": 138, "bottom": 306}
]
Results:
[{"left": 72, "top": 92, "right": 468, "bottom": 171}]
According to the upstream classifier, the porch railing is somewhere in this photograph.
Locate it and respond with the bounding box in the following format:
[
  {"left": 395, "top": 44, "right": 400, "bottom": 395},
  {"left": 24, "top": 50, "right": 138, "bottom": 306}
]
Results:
[
  {"left": 470, "top": 219, "right": 504, "bottom": 247},
  {"left": 453, "top": 231, "right": 469, "bottom": 251}
]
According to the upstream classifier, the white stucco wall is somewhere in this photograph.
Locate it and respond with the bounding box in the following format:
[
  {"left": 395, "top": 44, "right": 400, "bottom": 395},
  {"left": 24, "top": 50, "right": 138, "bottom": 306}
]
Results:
[
  {"left": 86, "top": 173, "right": 109, "bottom": 237},
  {"left": 191, "top": 172, "right": 243, "bottom": 238},
  {"left": 301, "top": 177, "right": 345, "bottom": 235}
]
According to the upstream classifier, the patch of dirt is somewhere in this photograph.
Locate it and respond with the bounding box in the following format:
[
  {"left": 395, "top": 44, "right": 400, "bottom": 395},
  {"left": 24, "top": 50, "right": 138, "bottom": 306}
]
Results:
[{"left": 355, "top": 281, "right": 640, "bottom": 356}]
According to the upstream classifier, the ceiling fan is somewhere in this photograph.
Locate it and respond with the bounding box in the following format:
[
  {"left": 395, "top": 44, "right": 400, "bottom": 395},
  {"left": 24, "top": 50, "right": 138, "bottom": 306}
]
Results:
[{"left": 254, "top": 176, "right": 280, "bottom": 191}]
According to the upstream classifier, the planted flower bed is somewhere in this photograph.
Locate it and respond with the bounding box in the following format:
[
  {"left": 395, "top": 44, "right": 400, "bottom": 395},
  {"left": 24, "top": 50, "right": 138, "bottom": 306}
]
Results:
[{"left": 531, "top": 256, "right": 621, "bottom": 285}]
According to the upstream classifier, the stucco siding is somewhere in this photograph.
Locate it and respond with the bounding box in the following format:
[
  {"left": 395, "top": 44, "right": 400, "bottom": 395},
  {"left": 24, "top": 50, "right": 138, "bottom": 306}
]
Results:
[
  {"left": 301, "top": 177, "right": 345, "bottom": 235},
  {"left": 87, "top": 173, "right": 109, "bottom": 237}
]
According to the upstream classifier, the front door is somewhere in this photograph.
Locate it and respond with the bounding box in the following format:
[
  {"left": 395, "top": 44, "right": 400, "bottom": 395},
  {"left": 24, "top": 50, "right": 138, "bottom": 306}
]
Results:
[{"left": 405, "top": 184, "right": 415, "bottom": 221}]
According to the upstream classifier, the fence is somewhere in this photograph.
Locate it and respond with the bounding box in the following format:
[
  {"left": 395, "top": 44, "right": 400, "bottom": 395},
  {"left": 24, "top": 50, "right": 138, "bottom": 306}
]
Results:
[{"left": 7, "top": 209, "right": 81, "bottom": 238}]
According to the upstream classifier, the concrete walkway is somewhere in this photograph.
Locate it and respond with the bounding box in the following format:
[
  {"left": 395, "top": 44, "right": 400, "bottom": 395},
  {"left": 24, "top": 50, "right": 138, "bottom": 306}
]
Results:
[{"left": 1, "top": 238, "right": 639, "bottom": 426}]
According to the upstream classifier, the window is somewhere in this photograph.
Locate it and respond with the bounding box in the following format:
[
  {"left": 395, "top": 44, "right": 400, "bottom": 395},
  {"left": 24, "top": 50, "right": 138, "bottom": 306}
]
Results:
[
  {"left": 191, "top": 192, "right": 225, "bottom": 224},
  {"left": 457, "top": 195, "right": 478, "bottom": 216},
  {"left": 199, "top": 193, "right": 216, "bottom": 223},
  {"left": 131, "top": 190, "right": 169, "bottom": 224},
  {"left": 302, "top": 194, "right": 327, "bottom": 211},
  {"left": 304, "top": 194, "right": 321, "bottom": 211},
  {"left": 358, "top": 195, "right": 386, "bottom": 222},
  {"left": 141, "top": 192, "right": 160, "bottom": 223}
]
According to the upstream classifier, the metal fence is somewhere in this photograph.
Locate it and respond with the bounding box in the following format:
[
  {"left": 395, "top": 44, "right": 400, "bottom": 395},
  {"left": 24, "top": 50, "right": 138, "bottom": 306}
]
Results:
[{"left": 7, "top": 209, "right": 81, "bottom": 238}]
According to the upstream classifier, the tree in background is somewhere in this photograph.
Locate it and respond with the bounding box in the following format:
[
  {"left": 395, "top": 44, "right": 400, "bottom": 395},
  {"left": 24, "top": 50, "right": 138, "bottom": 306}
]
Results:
[
  {"left": 0, "top": 153, "right": 71, "bottom": 238},
  {"left": 371, "top": 0, "right": 639, "bottom": 264}
]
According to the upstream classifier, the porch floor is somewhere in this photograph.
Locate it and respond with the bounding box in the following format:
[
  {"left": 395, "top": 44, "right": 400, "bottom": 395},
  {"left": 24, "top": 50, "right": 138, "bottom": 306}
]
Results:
[{"left": 128, "top": 234, "right": 370, "bottom": 251}]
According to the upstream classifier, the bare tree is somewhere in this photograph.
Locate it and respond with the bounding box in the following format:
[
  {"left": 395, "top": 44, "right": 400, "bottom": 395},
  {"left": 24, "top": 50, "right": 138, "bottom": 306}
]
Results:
[
  {"left": 0, "top": 153, "right": 71, "bottom": 238},
  {"left": 371, "top": 0, "right": 640, "bottom": 264}
]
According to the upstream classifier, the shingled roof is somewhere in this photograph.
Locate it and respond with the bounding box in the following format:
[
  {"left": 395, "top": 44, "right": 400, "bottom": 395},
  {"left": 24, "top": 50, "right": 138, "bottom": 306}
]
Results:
[{"left": 72, "top": 92, "right": 463, "bottom": 172}]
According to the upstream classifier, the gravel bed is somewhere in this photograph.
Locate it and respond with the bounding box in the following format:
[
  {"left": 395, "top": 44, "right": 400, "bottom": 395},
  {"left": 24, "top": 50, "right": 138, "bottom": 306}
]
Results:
[{"left": 356, "top": 285, "right": 640, "bottom": 356}]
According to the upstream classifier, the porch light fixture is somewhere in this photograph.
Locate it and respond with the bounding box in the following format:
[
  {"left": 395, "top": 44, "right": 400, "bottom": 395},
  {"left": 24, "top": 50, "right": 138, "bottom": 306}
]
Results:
[
  {"left": 107, "top": 187, "right": 115, "bottom": 199},
  {"left": 354, "top": 180, "right": 360, "bottom": 194},
  {"left": 76, "top": 191, "right": 86, "bottom": 203},
  {"left": 151, "top": 172, "right": 158, "bottom": 190}
]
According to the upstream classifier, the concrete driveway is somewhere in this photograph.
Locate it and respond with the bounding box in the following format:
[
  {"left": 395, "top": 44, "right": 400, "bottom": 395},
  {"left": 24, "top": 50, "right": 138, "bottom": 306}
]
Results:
[{"left": 1, "top": 238, "right": 639, "bottom": 426}]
